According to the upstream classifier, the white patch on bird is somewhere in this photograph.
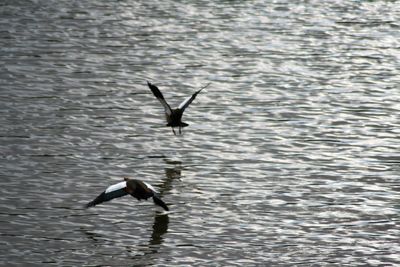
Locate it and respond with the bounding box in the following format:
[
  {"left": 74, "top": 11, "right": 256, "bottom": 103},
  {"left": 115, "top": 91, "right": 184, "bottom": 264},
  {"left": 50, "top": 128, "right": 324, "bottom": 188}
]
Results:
[
  {"left": 143, "top": 181, "right": 159, "bottom": 193},
  {"left": 178, "top": 95, "right": 193, "bottom": 109},
  {"left": 105, "top": 181, "right": 127, "bottom": 193},
  {"left": 160, "top": 100, "right": 172, "bottom": 116}
]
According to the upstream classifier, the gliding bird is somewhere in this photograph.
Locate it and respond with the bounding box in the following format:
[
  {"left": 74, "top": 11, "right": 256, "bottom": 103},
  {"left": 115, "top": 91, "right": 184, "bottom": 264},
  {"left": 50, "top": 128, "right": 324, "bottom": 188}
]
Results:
[
  {"left": 147, "top": 81, "right": 210, "bottom": 135},
  {"left": 85, "top": 177, "right": 169, "bottom": 211}
]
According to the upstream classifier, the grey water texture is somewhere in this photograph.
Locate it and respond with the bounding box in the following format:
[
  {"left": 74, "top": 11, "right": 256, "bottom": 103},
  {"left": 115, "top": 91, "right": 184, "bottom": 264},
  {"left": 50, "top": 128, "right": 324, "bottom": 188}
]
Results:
[{"left": 1, "top": 1, "right": 399, "bottom": 266}]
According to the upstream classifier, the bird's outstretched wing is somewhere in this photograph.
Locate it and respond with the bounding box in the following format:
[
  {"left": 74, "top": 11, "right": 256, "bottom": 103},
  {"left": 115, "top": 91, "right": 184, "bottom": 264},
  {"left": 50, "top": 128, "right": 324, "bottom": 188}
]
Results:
[
  {"left": 152, "top": 195, "right": 169, "bottom": 211},
  {"left": 143, "top": 181, "right": 169, "bottom": 211},
  {"left": 85, "top": 181, "right": 128, "bottom": 208},
  {"left": 178, "top": 83, "right": 210, "bottom": 112},
  {"left": 143, "top": 181, "right": 159, "bottom": 194},
  {"left": 147, "top": 81, "right": 172, "bottom": 116}
]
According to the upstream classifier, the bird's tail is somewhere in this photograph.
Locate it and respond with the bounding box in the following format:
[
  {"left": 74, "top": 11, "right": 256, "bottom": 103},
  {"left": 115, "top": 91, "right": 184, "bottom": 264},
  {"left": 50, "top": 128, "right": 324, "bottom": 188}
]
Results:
[{"left": 152, "top": 195, "right": 169, "bottom": 211}]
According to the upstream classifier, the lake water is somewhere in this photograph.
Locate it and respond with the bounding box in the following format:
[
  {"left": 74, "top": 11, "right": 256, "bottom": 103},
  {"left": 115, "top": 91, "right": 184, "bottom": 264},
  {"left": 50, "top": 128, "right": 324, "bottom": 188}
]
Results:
[{"left": 1, "top": 0, "right": 399, "bottom": 266}]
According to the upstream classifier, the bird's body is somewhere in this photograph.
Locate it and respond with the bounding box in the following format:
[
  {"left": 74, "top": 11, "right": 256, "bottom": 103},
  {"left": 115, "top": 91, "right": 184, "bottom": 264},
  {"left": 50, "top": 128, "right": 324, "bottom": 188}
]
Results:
[
  {"left": 85, "top": 177, "right": 169, "bottom": 211},
  {"left": 147, "top": 81, "right": 208, "bottom": 135},
  {"left": 166, "top": 109, "right": 187, "bottom": 128}
]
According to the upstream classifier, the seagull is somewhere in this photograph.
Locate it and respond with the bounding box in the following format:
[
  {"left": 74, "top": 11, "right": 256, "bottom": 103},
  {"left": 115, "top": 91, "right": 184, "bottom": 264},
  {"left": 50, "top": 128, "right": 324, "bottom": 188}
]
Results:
[
  {"left": 147, "top": 81, "right": 210, "bottom": 135},
  {"left": 85, "top": 177, "right": 169, "bottom": 211}
]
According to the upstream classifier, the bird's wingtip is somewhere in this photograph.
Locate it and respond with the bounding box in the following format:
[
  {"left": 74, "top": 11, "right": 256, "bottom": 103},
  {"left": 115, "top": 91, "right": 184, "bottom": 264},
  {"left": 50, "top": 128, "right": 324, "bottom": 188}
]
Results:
[
  {"left": 153, "top": 195, "right": 169, "bottom": 211},
  {"left": 84, "top": 202, "right": 93, "bottom": 209},
  {"left": 198, "top": 82, "right": 211, "bottom": 92}
]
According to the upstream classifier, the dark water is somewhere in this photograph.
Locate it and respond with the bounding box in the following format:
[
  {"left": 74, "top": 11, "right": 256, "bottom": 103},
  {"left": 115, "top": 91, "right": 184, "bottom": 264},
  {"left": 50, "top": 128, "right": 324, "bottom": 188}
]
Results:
[{"left": 1, "top": 0, "right": 399, "bottom": 266}]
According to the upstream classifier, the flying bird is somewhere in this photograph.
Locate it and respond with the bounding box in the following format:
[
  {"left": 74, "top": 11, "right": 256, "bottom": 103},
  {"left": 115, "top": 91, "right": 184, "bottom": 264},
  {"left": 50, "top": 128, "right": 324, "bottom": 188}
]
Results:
[
  {"left": 147, "top": 81, "right": 210, "bottom": 135},
  {"left": 85, "top": 177, "right": 169, "bottom": 211}
]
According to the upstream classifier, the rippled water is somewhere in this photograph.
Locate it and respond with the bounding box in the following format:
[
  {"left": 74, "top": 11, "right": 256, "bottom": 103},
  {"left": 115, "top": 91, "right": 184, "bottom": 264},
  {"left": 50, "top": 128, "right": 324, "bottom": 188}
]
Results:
[{"left": 1, "top": 0, "right": 399, "bottom": 266}]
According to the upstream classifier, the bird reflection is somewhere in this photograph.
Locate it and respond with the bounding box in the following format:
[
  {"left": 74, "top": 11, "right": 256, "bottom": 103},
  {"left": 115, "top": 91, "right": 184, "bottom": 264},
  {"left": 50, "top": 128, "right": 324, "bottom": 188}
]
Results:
[
  {"left": 80, "top": 228, "right": 103, "bottom": 243},
  {"left": 145, "top": 159, "right": 182, "bottom": 249},
  {"left": 158, "top": 159, "right": 182, "bottom": 195},
  {"left": 149, "top": 213, "right": 169, "bottom": 250},
  {"left": 129, "top": 159, "right": 182, "bottom": 263}
]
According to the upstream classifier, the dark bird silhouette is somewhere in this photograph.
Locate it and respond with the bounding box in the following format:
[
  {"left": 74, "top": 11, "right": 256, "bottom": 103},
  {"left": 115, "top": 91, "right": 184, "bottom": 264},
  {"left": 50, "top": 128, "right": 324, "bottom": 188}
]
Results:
[
  {"left": 85, "top": 177, "right": 169, "bottom": 211},
  {"left": 147, "top": 81, "right": 210, "bottom": 135}
]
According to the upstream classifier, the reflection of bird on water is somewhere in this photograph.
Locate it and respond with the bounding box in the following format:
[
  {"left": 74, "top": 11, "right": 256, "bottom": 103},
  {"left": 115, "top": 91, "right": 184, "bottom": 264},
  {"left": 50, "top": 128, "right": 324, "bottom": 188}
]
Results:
[
  {"left": 80, "top": 228, "right": 103, "bottom": 244},
  {"left": 157, "top": 159, "right": 182, "bottom": 195},
  {"left": 141, "top": 160, "right": 180, "bottom": 253},
  {"left": 85, "top": 177, "right": 169, "bottom": 211},
  {"left": 147, "top": 81, "right": 210, "bottom": 135},
  {"left": 149, "top": 213, "right": 169, "bottom": 249}
]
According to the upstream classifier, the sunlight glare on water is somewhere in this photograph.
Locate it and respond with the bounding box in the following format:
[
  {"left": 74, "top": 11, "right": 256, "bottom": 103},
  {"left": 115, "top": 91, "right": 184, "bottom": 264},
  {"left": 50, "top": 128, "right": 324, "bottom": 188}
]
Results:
[{"left": 0, "top": 0, "right": 399, "bottom": 266}]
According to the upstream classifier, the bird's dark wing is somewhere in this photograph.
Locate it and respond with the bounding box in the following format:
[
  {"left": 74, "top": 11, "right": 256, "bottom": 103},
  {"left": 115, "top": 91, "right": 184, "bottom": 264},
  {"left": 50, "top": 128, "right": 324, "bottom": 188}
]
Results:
[
  {"left": 85, "top": 181, "right": 128, "bottom": 208},
  {"left": 147, "top": 81, "right": 172, "bottom": 116},
  {"left": 142, "top": 181, "right": 169, "bottom": 211},
  {"left": 152, "top": 195, "right": 169, "bottom": 211},
  {"left": 178, "top": 83, "right": 209, "bottom": 112}
]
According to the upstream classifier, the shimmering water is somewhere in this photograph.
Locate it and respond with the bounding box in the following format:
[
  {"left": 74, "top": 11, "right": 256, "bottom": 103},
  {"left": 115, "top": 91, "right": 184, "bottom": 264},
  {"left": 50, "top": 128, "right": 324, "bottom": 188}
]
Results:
[{"left": 1, "top": 0, "right": 399, "bottom": 266}]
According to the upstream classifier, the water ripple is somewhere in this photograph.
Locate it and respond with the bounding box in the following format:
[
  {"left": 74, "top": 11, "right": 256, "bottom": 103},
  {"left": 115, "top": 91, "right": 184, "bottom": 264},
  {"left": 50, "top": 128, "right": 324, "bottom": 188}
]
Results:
[{"left": 1, "top": 0, "right": 399, "bottom": 266}]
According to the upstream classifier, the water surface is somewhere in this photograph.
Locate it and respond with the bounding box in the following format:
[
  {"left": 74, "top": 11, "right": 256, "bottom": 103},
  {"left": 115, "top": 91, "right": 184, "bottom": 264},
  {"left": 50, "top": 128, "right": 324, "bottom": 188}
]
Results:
[{"left": 1, "top": 0, "right": 399, "bottom": 266}]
